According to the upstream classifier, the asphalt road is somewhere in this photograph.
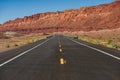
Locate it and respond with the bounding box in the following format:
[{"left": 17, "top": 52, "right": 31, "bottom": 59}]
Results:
[{"left": 0, "top": 35, "right": 120, "bottom": 80}]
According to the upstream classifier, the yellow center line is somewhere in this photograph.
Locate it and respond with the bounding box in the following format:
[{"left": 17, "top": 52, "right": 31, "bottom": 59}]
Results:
[
  {"left": 58, "top": 39, "right": 63, "bottom": 53},
  {"left": 59, "top": 44, "right": 62, "bottom": 48},
  {"left": 59, "top": 48, "right": 62, "bottom": 53},
  {"left": 60, "top": 58, "right": 66, "bottom": 65}
]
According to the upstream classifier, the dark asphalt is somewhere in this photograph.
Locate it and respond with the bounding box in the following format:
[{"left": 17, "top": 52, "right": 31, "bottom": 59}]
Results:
[{"left": 0, "top": 35, "right": 120, "bottom": 80}]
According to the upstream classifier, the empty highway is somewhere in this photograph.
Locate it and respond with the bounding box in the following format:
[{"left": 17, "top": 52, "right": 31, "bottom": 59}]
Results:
[{"left": 0, "top": 35, "right": 120, "bottom": 80}]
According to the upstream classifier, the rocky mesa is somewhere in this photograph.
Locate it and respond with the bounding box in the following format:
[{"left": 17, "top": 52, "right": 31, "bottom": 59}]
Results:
[{"left": 0, "top": 1, "right": 120, "bottom": 34}]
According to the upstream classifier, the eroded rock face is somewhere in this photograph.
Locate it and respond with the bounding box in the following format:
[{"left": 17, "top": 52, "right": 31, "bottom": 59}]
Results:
[{"left": 0, "top": 1, "right": 120, "bottom": 34}]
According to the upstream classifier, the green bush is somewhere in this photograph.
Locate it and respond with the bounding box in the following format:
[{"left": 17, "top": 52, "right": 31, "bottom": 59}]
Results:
[
  {"left": 108, "top": 40, "right": 116, "bottom": 47},
  {"left": 107, "top": 40, "right": 120, "bottom": 49}
]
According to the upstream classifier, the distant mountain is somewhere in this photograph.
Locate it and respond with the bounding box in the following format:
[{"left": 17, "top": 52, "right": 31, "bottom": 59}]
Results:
[{"left": 0, "top": 1, "right": 120, "bottom": 34}]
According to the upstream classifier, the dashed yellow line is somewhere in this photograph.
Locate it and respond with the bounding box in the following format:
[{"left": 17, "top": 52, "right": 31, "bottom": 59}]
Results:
[
  {"left": 58, "top": 39, "right": 67, "bottom": 65},
  {"left": 59, "top": 44, "right": 62, "bottom": 48},
  {"left": 59, "top": 48, "right": 62, "bottom": 53},
  {"left": 58, "top": 39, "right": 63, "bottom": 53},
  {"left": 60, "top": 58, "right": 66, "bottom": 65}
]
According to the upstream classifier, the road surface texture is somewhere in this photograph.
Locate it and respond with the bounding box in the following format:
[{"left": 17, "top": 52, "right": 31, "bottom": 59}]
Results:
[{"left": 0, "top": 35, "right": 120, "bottom": 80}]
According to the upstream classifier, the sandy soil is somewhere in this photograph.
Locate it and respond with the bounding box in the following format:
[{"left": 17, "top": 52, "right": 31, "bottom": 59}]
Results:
[
  {"left": 64, "top": 28, "right": 120, "bottom": 50},
  {"left": 0, "top": 34, "right": 47, "bottom": 52}
]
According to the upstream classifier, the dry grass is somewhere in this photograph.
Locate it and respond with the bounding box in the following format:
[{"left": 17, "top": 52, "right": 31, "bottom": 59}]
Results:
[
  {"left": 0, "top": 34, "right": 48, "bottom": 52},
  {"left": 64, "top": 28, "right": 120, "bottom": 50}
]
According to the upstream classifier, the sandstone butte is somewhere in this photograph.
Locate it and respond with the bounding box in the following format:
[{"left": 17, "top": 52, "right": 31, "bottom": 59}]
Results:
[{"left": 0, "top": 1, "right": 120, "bottom": 34}]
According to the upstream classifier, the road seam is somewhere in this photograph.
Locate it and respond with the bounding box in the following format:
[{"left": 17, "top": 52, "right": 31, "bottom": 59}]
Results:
[
  {"left": 0, "top": 38, "right": 52, "bottom": 67},
  {"left": 67, "top": 37, "right": 120, "bottom": 61}
]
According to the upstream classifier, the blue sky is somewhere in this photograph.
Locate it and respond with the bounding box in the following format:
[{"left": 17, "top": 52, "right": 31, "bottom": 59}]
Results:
[{"left": 0, "top": 0, "right": 115, "bottom": 24}]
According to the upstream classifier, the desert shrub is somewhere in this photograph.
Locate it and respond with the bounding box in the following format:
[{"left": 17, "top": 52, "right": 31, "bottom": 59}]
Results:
[
  {"left": 108, "top": 40, "right": 116, "bottom": 46},
  {"left": 6, "top": 44, "right": 10, "bottom": 48},
  {"left": 14, "top": 44, "right": 18, "bottom": 47},
  {"left": 107, "top": 40, "right": 120, "bottom": 49}
]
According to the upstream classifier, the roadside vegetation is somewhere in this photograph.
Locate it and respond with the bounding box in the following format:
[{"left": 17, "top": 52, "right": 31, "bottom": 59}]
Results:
[
  {"left": 78, "top": 37, "right": 120, "bottom": 50},
  {"left": 64, "top": 29, "right": 120, "bottom": 50},
  {"left": 0, "top": 32, "right": 50, "bottom": 52}
]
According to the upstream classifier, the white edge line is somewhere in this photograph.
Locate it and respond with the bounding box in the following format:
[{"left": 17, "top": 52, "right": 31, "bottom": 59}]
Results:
[
  {"left": 67, "top": 37, "right": 120, "bottom": 61},
  {"left": 0, "top": 37, "right": 52, "bottom": 67}
]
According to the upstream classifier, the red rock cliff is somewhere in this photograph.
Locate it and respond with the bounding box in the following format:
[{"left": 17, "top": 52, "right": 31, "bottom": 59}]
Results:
[{"left": 0, "top": 1, "right": 120, "bottom": 34}]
